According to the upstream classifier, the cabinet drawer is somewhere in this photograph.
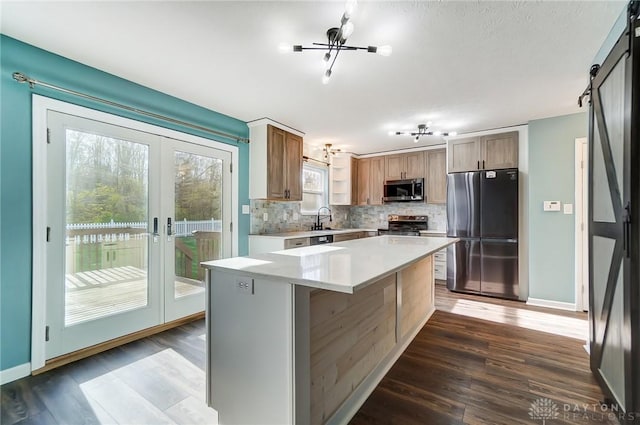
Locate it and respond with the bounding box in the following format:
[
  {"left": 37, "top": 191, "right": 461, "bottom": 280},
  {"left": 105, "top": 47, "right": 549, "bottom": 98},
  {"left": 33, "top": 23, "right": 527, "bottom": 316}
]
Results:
[
  {"left": 284, "top": 237, "right": 310, "bottom": 249},
  {"left": 434, "top": 264, "right": 446, "bottom": 280}
]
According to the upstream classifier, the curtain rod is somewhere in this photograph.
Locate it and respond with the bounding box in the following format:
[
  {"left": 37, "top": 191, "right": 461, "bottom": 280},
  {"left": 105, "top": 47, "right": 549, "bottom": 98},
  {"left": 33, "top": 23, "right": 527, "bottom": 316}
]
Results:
[
  {"left": 303, "top": 155, "right": 330, "bottom": 166},
  {"left": 12, "top": 72, "right": 250, "bottom": 144}
]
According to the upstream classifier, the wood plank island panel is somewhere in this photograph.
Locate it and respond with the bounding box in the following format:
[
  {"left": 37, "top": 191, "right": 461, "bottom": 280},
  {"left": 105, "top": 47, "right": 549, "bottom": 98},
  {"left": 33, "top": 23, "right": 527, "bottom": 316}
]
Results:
[
  {"left": 399, "top": 256, "right": 433, "bottom": 338},
  {"left": 310, "top": 274, "right": 397, "bottom": 424}
]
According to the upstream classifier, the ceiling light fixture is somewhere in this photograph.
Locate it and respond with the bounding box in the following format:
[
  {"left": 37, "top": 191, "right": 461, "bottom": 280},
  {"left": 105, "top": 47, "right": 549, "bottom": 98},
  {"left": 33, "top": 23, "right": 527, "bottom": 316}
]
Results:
[
  {"left": 287, "top": 0, "right": 392, "bottom": 84},
  {"left": 392, "top": 123, "right": 457, "bottom": 143},
  {"left": 323, "top": 143, "right": 341, "bottom": 160}
]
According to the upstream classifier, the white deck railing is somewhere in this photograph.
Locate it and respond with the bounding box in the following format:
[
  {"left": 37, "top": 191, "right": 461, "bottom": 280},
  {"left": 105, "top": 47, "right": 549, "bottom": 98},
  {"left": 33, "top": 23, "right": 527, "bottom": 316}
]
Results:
[{"left": 66, "top": 219, "right": 222, "bottom": 240}]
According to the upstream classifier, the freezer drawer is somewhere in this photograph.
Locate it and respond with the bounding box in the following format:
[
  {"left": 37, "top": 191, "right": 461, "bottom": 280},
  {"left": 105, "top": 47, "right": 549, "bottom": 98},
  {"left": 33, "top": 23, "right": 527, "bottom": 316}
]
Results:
[
  {"left": 447, "top": 240, "right": 481, "bottom": 293},
  {"left": 481, "top": 240, "right": 519, "bottom": 299}
]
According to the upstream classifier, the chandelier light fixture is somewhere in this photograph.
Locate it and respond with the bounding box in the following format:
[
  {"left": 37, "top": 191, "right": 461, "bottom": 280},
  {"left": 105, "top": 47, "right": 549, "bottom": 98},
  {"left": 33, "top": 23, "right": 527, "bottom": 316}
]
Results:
[
  {"left": 284, "top": 0, "right": 392, "bottom": 84},
  {"left": 323, "top": 143, "right": 341, "bottom": 160},
  {"left": 391, "top": 123, "right": 457, "bottom": 142}
]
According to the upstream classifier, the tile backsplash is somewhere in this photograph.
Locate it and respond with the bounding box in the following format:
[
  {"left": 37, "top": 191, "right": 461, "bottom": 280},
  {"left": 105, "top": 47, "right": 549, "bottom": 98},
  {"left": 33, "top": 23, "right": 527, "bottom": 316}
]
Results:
[
  {"left": 250, "top": 200, "right": 446, "bottom": 234},
  {"left": 349, "top": 203, "right": 446, "bottom": 231},
  {"left": 250, "top": 200, "right": 351, "bottom": 234}
]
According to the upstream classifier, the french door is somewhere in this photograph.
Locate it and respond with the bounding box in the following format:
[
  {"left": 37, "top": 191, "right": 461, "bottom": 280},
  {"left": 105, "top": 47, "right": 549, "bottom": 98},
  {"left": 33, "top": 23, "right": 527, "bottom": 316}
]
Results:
[{"left": 44, "top": 109, "right": 232, "bottom": 359}]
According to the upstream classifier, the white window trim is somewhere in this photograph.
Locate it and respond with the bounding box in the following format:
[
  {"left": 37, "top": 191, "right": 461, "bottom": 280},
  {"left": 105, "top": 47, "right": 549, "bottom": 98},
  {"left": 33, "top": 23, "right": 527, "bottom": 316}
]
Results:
[{"left": 301, "top": 163, "right": 329, "bottom": 215}]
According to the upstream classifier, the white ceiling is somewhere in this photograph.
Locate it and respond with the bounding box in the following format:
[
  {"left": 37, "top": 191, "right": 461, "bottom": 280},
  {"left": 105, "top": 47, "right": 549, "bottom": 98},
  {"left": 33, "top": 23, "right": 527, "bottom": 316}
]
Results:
[{"left": 1, "top": 1, "right": 625, "bottom": 154}]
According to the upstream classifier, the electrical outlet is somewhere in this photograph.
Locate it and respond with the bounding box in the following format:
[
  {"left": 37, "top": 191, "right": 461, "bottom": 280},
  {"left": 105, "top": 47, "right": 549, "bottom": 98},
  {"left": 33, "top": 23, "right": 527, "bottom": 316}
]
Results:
[
  {"left": 293, "top": 212, "right": 299, "bottom": 220},
  {"left": 236, "top": 278, "right": 254, "bottom": 295},
  {"left": 242, "top": 204, "right": 250, "bottom": 214},
  {"left": 263, "top": 212, "right": 268, "bottom": 221}
]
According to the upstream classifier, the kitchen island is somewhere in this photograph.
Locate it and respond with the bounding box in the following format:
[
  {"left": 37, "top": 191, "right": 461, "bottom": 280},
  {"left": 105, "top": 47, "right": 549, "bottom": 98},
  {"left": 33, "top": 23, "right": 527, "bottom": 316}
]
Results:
[{"left": 202, "top": 235, "right": 457, "bottom": 425}]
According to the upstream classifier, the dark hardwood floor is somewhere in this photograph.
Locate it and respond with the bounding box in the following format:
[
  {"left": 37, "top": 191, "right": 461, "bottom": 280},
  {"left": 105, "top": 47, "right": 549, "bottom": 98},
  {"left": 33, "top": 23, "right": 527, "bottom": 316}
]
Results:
[
  {"left": 1, "top": 287, "right": 617, "bottom": 425},
  {"left": 350, "top": 286, "right": 618, "bottom": 425}
]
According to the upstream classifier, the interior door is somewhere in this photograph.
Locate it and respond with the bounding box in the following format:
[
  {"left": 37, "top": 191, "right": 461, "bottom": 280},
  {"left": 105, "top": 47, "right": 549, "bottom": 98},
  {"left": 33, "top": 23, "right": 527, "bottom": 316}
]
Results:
[{"left": 588, "top": 12, "right": 636, "bottom": 415}]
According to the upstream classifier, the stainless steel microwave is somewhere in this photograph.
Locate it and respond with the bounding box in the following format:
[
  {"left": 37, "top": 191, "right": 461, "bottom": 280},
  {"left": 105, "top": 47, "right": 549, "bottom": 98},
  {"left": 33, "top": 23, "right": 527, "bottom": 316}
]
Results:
[{"left": 383, "top": 178, "right": 424, "bottom": 202}]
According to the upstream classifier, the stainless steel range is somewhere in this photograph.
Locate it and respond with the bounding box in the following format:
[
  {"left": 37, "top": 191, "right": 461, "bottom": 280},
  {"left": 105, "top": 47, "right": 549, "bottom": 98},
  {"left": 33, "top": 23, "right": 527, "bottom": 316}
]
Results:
[{"left": 378, "top": 215, "right": 429, "bottom": 236}]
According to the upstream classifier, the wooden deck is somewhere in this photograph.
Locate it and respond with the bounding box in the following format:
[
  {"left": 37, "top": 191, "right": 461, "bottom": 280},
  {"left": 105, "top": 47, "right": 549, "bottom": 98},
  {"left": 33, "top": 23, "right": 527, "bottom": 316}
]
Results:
[{"left": 65, "top": 267, "right": 204, "bottom": 326}]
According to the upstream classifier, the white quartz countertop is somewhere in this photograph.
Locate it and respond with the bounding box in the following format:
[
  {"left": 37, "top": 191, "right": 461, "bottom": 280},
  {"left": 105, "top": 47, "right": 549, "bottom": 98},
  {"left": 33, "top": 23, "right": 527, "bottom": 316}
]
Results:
[
  {"left": 248, "top": 228, "right": 378, "bottom": 239},
  {"left": 202, "top": 235, "right": 458, "bottom": 294},
  {"left": 418, "top": 230, "right": 447, "bottom": 235}
]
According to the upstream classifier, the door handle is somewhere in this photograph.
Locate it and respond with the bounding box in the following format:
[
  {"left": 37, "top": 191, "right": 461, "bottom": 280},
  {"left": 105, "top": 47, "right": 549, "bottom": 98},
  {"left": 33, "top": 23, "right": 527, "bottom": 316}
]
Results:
[
  {"left": 167, "top": 217, "right": 173, "bottom": 236},
  {"left": 152, "top": 217, "right": 159, "bottom": 236},
  {"left": 623, "top": 202, "right": 631, "bottom": 258}
]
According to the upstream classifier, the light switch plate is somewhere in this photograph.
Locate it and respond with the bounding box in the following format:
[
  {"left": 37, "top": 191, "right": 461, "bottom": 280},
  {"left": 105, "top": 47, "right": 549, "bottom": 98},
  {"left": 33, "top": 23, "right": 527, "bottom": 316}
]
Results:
[
  {"left": 263, "top": 212, "right": 268, "bottom": 221},
  {"left": 242, "top": 205, "right": 250, "bottom": 214},
  {"left": 543, "top": 201, "right": 561, "bottom": 212},
  {"left": 564, "top": 203, "right": 573, "bottom": 214}
]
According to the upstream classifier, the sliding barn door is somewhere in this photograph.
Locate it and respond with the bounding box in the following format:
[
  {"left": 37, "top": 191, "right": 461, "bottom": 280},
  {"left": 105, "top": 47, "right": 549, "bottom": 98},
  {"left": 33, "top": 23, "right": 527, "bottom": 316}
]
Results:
[{"left": 588, "top": 3, "right": 639, "bottom": 420}]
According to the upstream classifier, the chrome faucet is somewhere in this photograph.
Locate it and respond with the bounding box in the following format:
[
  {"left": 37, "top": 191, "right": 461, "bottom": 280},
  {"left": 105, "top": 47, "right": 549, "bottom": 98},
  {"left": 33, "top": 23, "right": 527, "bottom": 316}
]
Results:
[{"left": 313, "top": 206, "right": 333, "bottom": 230}]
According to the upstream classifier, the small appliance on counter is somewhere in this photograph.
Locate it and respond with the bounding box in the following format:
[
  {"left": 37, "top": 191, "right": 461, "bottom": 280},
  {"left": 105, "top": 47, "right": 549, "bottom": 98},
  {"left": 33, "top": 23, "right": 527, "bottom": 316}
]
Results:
[
  {"left": 383, "top": 178, "right": 424, "bottom": 202},
  {"left": 446, "top": 168, "right": 519, "bottom": 300},
  {"left": 377, "top": 215, "right": 428, "bottom": 236}
]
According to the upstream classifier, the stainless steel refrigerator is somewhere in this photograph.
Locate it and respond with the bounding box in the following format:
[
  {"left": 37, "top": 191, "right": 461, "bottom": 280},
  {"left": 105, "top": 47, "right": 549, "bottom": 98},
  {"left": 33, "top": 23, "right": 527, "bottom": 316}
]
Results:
[{"left": 446, "top": 168, "right": 519, "bottom": 299}]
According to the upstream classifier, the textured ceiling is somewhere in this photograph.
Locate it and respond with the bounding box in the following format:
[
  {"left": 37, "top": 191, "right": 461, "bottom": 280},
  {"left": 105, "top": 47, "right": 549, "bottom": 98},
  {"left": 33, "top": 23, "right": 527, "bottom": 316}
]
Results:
[{"left": 0, "top": 1, "right": 626, "bottom": 154}]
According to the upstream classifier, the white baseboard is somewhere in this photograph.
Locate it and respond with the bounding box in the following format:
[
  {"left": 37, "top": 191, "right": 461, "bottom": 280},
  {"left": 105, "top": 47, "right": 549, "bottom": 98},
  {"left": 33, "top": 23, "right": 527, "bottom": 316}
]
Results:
[
  {"left": 527, "top": 297, "right": 577, "bottom": 311},
  {"left": 0, "top": 362, "right": 31, "bottom": 385}
]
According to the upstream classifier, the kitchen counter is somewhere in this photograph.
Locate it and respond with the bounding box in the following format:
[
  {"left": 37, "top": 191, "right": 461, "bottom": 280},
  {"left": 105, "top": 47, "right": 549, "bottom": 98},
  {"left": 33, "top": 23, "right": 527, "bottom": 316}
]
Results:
[
  {"left": 202, "top": 235, "right": 457, "bottom": 425},
  {"left": 204, "top": 235, "right": 456, "bottom": 293},
  {"left": 249, "top": 228, "right": 378, "bottom": 239},
  {"left": 419, "top": 229, "right": 447, "bottom": 236}
]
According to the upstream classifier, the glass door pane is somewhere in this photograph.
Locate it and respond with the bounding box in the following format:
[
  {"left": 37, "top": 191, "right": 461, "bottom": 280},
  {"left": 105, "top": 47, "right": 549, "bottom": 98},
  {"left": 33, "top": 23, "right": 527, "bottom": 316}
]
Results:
[
  {"left": 65, "top": 130, "right": 150, "bottom": 325},
  {"left": 163, "top": 140, "right": 231, "bottom": 322},
  {"left": 173, "top": 151, "right": 223, "bottom": 298}
]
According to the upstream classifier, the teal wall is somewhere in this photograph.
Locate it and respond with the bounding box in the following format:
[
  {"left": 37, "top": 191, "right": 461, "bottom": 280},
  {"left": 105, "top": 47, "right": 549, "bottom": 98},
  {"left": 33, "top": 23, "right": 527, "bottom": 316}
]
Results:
[
  {"left": 0, "top": 35, "right": 250, "bottom": 372},
  {"left": 528, "top": 112, "right": 587, "bottom": 303}
]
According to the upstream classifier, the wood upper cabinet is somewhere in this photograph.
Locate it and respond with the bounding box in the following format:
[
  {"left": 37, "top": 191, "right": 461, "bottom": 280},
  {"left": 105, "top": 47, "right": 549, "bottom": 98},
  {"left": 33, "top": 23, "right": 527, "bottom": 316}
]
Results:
[
  {"left": 385, "top": 152, "right": 424, "bottom": 180},
  {"left": 369, "top": 157, "right": 385, "bottom": 205},
  {"left": 356, "top": 158, "right": 371, "bottom": 205},
  {"left": 448, "top": 137, "right": 481, "bottom": 173},
  {"left": 266, "top": 126, "right": 287, "bottom": 199},
  {"left": 447, "top": 131, "right": 518, "bottom": 172},
  {"left": 248, "top": 121, "right": 304, "bottom": 200},
  {"left": 284, "top": 132, "right": 302, "bottom": 201},
  {"left": 356, "top": 157, "right": 385, "bottom": 205},
  {"left": 482, "top": 132, "right": 518, "bottom": 170},
  {"left": 425, "top": 148, "right": 446, "bottom": 204}
]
